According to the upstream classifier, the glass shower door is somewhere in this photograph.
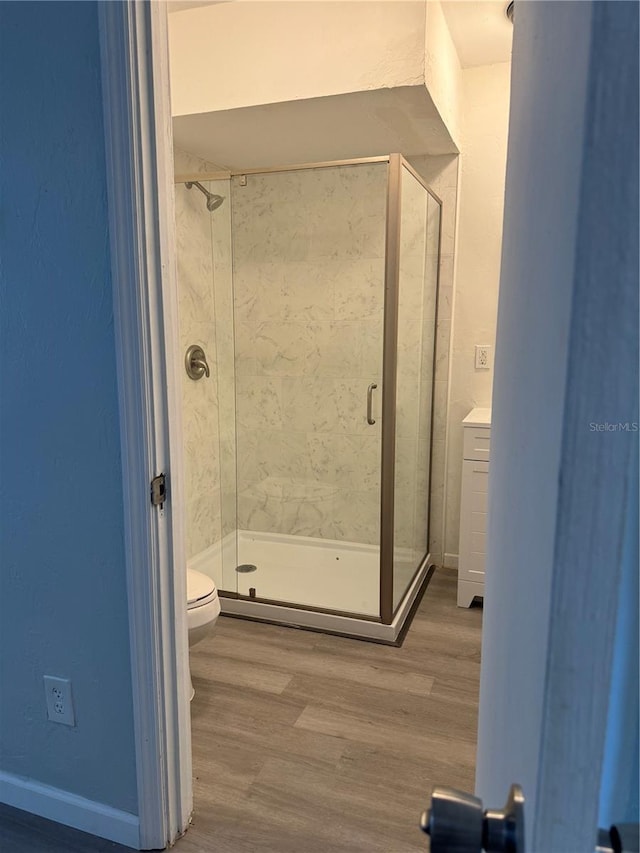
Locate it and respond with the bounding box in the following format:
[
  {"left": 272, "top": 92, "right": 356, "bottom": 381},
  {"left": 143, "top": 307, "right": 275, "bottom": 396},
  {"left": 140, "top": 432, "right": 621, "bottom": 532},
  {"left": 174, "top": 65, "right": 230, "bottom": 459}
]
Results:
[
  {"left": 391, "top": 162, "right": 441, "bottom": 612},
  {"left": 230, "top": 161, "right": 388, "bottom": 617},
  {"left": 174, "top": 177, "right": 238, "bottom": 596}
]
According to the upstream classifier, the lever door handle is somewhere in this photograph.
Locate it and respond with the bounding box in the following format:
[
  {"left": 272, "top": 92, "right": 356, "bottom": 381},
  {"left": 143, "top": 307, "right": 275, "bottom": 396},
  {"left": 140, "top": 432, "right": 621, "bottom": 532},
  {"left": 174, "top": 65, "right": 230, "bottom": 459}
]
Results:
[{"left": 367, "top": 383, "right": 378, "bottom": 425}]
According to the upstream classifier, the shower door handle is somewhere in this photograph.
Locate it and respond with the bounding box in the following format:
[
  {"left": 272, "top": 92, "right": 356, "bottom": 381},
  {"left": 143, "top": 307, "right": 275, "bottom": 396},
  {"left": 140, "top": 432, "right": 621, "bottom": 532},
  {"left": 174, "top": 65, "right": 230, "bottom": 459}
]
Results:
[{"left": 367, "top": 383, "right": 378, "bottom": 425}]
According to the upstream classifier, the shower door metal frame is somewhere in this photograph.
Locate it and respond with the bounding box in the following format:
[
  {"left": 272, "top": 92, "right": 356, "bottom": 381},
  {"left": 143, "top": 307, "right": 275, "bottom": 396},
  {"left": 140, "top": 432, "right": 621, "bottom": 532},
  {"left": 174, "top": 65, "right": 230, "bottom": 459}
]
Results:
[
  {"left": 379, "top": 154, "right": 443, "bottom": 625},
  {"left": 379, "top": 155, "right": 402, "bottom": 624}
]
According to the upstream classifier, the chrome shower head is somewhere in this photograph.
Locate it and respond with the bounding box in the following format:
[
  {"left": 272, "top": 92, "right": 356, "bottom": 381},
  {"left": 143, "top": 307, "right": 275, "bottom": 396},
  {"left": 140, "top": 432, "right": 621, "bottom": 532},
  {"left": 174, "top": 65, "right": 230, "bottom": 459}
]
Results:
[
  {"left": 206, "top": 193, "right": 224, "bottom": 212},
  {"left": 185, "top": 180, "right": 225, "bottom": 212}
]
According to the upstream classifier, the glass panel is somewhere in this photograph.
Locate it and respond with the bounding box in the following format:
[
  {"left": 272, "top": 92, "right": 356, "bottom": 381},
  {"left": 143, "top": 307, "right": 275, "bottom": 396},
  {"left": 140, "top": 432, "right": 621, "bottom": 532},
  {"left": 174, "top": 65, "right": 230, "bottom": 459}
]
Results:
[
  {"left": 208, "top": 181, "right": 239, "bottom": 594},
  {"left": 392, "top": 166, "right": 440, "bottom": 611},
  {"left": 230, "top": 162, "right": 388, "bottom": 616},
  {"left": 175, "top": 178, "right": 237, "bottom": 595}
]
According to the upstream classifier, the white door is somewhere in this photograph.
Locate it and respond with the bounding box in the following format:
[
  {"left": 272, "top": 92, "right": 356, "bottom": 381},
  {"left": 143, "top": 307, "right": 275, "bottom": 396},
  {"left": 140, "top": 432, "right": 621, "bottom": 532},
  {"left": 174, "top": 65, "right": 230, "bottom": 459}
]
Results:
[{"left": 472, "top": 2, "right": 639, "bottom": 851}]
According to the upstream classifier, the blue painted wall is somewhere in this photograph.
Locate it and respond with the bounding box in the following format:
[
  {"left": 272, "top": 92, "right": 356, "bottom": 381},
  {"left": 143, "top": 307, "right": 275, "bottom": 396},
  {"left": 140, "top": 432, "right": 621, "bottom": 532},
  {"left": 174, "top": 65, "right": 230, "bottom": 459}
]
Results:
[{"left": 0, "top": 1, "right": 138, "bottom": 814}]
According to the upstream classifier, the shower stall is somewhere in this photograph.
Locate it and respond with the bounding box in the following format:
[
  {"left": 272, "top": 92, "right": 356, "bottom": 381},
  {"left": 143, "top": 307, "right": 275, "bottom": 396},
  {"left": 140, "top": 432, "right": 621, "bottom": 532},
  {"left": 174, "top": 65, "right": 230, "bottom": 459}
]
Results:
[{"left": 175, "top": 155, "right": 441, "bottom": 642}]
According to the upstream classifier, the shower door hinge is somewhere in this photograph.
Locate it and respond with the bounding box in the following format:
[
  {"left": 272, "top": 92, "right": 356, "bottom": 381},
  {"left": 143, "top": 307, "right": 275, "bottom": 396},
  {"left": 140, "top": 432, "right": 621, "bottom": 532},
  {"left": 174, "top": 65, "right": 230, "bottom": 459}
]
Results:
[{"left": 150, "top": 473, "right": 167, "bottom": 510}]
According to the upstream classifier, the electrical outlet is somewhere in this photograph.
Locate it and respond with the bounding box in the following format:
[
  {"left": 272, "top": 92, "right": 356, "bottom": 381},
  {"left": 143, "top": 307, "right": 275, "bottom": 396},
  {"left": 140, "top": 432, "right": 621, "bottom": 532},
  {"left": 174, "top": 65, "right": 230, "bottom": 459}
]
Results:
[
  {"left": 44, "top": 676, "right": 75, "bottom": 726},
  {"left": 475, "top": 345, "right": 492, "bottom": 370}
]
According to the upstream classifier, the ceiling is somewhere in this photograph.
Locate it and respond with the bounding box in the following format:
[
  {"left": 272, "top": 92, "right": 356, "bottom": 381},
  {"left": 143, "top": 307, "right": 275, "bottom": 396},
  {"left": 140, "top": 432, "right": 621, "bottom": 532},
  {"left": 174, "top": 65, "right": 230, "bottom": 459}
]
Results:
[{"left": 441, "top": 0, "right": 513, "bottom": 68}]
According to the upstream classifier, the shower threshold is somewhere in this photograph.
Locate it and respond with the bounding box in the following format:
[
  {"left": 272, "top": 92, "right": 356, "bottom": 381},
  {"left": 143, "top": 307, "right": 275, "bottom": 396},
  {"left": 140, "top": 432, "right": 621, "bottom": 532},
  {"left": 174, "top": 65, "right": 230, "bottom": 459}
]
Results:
[{"left": 219, "top": 530, "right": 433, "bottom": 643}]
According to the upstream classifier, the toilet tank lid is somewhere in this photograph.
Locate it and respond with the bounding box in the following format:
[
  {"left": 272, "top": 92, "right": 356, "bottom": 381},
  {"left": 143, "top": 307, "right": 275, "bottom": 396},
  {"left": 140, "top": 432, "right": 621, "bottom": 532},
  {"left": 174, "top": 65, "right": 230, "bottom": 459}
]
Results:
[{"left": 187, "top": 569, "right": 217, "bottom": 606}]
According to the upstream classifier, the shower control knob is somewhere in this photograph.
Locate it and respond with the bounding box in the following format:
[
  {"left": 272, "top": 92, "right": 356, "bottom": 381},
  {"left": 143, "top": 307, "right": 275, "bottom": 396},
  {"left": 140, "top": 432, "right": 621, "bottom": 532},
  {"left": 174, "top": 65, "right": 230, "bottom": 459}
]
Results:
[{"left": 185, "top": 345, "right": 210, "bottom": 380}]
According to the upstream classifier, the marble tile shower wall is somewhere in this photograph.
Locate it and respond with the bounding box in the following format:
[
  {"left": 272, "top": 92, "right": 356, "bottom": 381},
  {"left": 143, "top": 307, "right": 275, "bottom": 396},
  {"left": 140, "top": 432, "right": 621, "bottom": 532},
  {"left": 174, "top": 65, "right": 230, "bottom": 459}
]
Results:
[{"left": 232, "top": 164, "right": 388, "bottom": 546}]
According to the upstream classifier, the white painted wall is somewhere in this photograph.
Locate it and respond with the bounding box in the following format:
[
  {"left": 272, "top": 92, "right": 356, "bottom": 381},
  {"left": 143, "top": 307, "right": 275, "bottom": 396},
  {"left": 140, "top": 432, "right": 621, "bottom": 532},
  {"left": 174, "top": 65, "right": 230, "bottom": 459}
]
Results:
[
  {"left": 443, "top": 61, "right": 511, "bottom": 564},
  {"left": 424, "top": 0, "right": 462, "bottom": 148},
  {"left": 169, "top": 1, "right": 426, "bottom": 117}
]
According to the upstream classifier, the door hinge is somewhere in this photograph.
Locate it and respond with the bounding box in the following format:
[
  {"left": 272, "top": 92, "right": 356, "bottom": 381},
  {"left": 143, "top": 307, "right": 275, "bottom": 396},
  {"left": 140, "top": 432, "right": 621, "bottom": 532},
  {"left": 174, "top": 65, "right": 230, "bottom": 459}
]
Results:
[{"left": 150, "top": 473, "right": 167, "bottom": 509}]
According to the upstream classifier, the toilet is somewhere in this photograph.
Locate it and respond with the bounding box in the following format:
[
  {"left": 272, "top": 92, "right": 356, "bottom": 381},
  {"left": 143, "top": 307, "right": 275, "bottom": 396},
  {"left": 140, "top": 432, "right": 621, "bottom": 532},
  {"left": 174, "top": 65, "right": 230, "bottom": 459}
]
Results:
[{"left": 187, "top": 568, "right": 221, "bottom": 700}]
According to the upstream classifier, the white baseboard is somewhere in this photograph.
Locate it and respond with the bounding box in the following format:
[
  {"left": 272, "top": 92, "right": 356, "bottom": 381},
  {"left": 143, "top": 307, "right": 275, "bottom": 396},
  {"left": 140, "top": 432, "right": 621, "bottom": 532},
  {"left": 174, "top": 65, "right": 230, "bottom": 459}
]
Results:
[
  {"left": 443, "top": 552, "right": 459, "bottom": 570},
  {"left": 0, "top": 771, "right": 140, "bottom": 850}
]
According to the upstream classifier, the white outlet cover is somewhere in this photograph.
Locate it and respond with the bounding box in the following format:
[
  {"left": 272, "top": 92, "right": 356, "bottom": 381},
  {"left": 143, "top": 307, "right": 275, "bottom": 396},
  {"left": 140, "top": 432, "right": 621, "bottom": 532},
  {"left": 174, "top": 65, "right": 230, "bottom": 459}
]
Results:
[
  {"left": 475, "top": 344, "right": 492, "bottom": 370},
  {"left": 44, "top": 676, "right": 75, "bottom": 726}
]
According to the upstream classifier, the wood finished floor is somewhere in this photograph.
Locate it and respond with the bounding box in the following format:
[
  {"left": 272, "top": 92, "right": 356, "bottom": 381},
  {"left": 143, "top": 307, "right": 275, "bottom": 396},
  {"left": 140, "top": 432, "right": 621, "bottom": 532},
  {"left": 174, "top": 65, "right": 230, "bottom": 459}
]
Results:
[{"left": 0, "top": 570, "right": 482, "bottom": 853}]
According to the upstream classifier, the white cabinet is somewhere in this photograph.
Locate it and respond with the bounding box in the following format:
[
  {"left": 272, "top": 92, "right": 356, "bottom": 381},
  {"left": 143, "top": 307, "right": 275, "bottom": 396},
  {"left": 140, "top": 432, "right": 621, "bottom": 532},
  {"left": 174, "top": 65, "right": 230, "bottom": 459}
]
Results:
[{"left": 457, "top": 408, "right": 491, "bottom": 608}]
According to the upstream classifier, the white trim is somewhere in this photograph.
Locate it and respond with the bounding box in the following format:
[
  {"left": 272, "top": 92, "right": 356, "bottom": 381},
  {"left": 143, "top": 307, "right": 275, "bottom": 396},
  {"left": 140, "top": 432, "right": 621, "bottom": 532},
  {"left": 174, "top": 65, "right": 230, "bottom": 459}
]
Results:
[
  {"left": 443, "top": 552, "right": 459, "bottom": 570},
  {"left": 228, "top": 155, "right": 390, "bottom": 177},
  {"left": 221, "top": 557, "right": 431, "bottom": 643},
  {"left": 0, "top": 772, "right": 139, "bottom": 850},
  {"left": 147, "top": 5, "right": 194, "bottom": 834},
  {"left": 98, "top": 2, "right": 191, "bottom": 850}
]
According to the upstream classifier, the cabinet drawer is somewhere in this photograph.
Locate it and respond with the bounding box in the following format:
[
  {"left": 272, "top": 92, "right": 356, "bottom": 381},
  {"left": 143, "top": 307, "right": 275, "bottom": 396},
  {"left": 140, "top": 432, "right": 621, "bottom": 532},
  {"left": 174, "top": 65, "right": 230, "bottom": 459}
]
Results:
[{"left": 463, "top": 426, "right": 491, "bottom": 462}]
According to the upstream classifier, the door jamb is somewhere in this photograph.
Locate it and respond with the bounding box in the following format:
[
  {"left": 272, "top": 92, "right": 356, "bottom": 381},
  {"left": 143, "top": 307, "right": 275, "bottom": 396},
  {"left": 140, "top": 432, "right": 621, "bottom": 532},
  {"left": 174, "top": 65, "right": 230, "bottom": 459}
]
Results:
[{"left": 98, "top": 2, "right": 192, "bottom": 848}]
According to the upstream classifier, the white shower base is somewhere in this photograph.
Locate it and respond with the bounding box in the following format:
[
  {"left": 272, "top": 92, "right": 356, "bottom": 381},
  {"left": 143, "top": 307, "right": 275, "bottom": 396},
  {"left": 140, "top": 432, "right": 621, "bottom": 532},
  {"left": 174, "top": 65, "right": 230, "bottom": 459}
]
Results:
[
  {"left": 236, "top": 530, "right": 381, "bottom": 616},
  {"left": 188, "top": 529, "right": 430, "bottom": 642}
]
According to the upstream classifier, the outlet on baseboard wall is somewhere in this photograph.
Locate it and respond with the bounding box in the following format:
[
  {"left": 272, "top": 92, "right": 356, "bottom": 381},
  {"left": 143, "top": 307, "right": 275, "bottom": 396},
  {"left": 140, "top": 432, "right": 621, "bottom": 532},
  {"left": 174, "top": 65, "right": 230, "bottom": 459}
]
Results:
[
  {"left": 44, "top": 676, "right": 75, "bottom": 726},
  {"left": 475, "top": 344, "right": 492, "bottom": 370}
]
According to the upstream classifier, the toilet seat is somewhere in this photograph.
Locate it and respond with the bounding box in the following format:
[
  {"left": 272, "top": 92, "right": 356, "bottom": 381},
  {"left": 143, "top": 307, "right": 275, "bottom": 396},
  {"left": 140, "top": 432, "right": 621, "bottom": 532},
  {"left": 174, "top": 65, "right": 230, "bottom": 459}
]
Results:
[{"left": 187, "top": 569, "right": 217, "bottom": 610}]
